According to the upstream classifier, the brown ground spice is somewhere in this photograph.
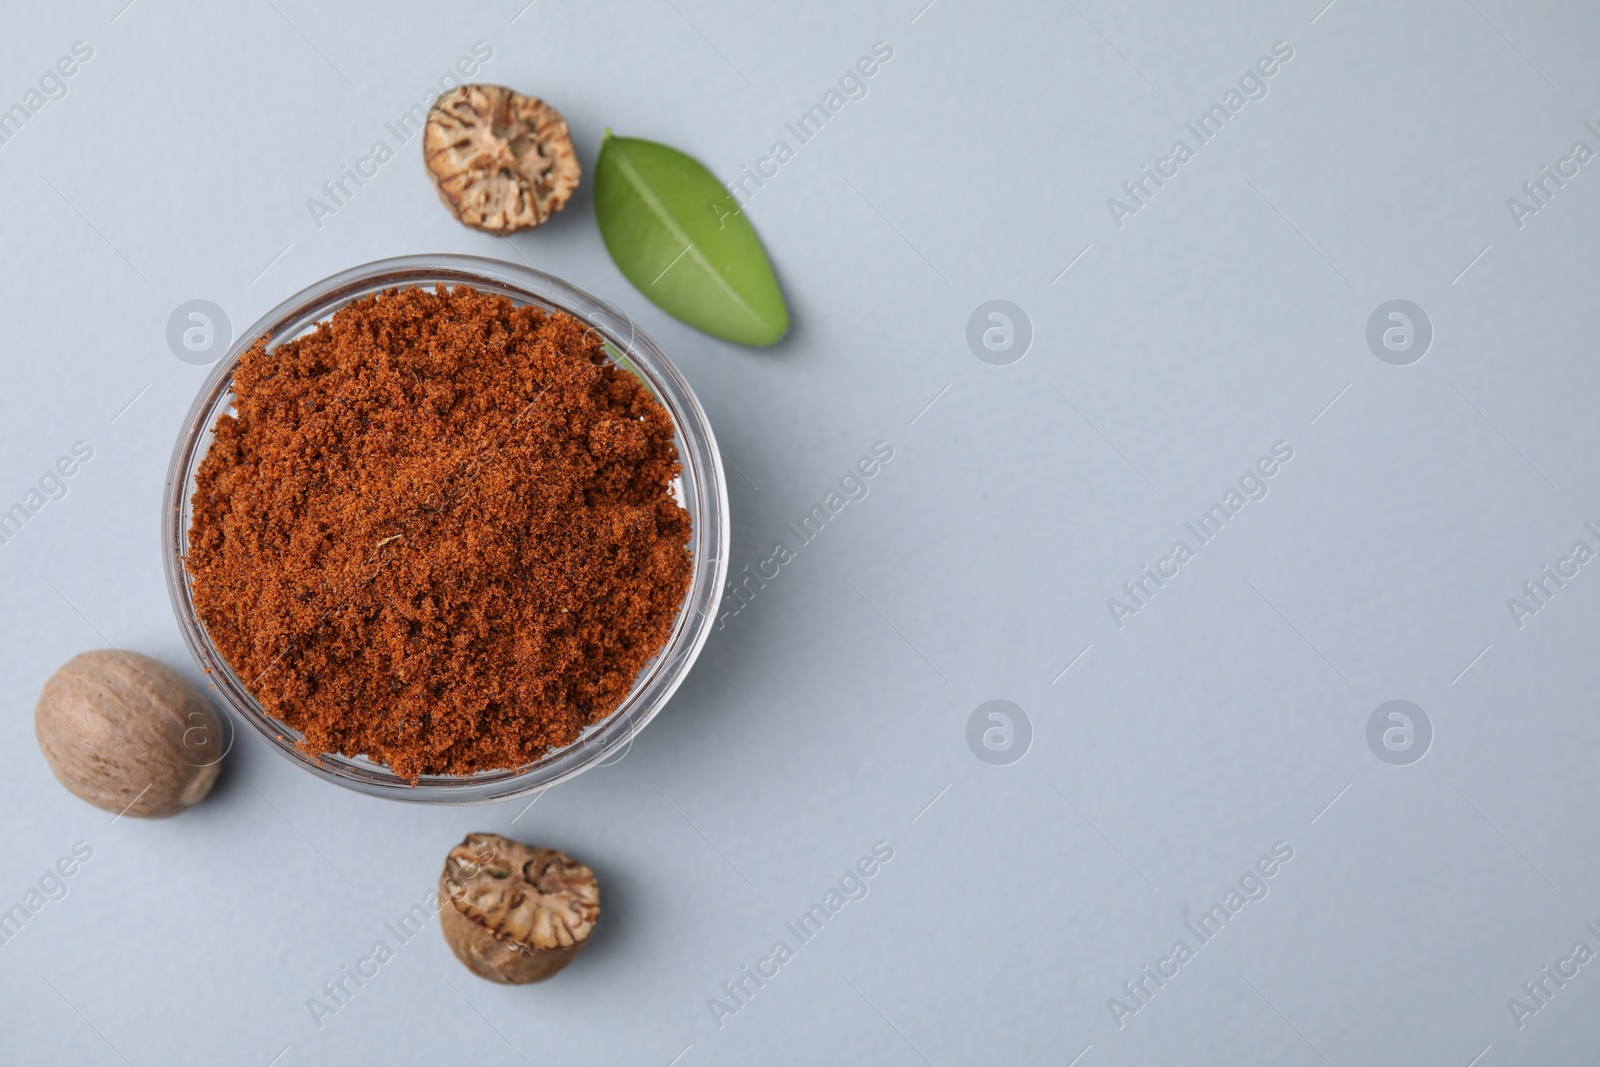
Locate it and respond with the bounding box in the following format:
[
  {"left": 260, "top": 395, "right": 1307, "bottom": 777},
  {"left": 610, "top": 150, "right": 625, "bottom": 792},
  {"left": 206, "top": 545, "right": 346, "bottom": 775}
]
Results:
[{"left": 186, "top": 285, "right": 692, "bottom": 778}]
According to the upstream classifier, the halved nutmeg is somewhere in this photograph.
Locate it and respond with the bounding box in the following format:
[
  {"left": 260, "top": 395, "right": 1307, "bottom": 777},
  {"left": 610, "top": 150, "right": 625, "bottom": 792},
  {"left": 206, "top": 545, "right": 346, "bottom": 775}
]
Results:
[
  {"left": 422, "top": 84, "right": 581, "bottom": 234},
  {"left": 438, "top": 833, "right": 600, "bottom": 984}
]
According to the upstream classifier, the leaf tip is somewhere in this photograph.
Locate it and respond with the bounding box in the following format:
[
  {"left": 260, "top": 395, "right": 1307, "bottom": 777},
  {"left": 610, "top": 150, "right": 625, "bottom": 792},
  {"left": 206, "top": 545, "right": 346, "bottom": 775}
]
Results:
[{"left": 754, "top": 304, "right": 790, "bottom": 348}]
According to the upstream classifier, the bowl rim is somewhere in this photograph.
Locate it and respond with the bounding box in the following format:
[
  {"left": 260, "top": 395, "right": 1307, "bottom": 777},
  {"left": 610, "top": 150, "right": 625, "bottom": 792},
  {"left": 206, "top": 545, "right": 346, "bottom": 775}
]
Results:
[{"left": 162, "top": 253, "right": 729, "bottom": 804}]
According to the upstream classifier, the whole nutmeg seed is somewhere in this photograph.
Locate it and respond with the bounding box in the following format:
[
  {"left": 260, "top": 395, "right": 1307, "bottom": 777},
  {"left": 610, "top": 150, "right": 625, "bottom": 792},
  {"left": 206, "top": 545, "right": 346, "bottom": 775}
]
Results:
[
  {"left": 439, "top": 833, "right": 600, "bottom": 984},
  {"left": 36, "top": 650, "right": 225, "bottom": 818}
]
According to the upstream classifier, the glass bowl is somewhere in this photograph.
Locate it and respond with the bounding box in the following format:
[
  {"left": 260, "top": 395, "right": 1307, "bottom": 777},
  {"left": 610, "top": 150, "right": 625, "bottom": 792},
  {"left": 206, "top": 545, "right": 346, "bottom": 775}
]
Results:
[{"left": 162, "top": 254, "right": 729, "bottom": 803}]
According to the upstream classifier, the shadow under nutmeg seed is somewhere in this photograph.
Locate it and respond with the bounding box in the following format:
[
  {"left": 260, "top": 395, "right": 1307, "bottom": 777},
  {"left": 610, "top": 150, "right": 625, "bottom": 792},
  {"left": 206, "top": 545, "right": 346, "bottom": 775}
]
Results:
[
  {"left": 439, "top": 833, "right": 600, "bottom": 984},
  {"left": 35, "top": 650, "right": 224, "bottom": 818}
]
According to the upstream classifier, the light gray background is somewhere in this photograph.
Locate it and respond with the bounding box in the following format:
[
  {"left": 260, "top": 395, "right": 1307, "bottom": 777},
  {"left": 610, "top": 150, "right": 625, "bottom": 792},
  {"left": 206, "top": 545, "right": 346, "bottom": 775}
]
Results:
[{"left": 2, "top": 1, "right": 1596, "bottom": 1064}]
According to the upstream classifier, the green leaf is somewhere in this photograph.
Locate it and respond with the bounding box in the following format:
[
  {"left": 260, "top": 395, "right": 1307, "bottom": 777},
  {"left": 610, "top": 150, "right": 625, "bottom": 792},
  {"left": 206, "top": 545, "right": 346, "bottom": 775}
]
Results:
[{"left": 595, "top": 132, "right": 789, "bottom": 348}]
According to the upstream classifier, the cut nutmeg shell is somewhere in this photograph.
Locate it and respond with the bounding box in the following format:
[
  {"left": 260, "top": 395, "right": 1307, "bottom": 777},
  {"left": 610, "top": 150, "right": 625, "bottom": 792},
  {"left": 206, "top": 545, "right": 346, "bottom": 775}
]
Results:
[
  {"left": 35, "top": 650, "right": 225, "bottom": 818},
  {"left": 438, "top": 833, "right": 600, "bottom": 984},
  {"left": 423, "top": 84, "right": 581, "bottom": 234}
]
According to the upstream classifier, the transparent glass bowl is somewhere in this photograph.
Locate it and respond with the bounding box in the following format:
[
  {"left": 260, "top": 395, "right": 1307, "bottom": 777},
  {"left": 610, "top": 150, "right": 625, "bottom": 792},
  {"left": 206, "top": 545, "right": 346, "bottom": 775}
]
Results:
[{"left": 162, "top": 254, "right": 729, "bottom": 803}]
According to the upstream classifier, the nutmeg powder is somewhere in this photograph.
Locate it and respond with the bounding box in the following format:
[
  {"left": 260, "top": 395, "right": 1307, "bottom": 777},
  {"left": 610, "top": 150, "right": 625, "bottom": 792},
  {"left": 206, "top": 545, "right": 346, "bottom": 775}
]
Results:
[{"left": 186, "top": 285, "right": 692, "bottom": 778}]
